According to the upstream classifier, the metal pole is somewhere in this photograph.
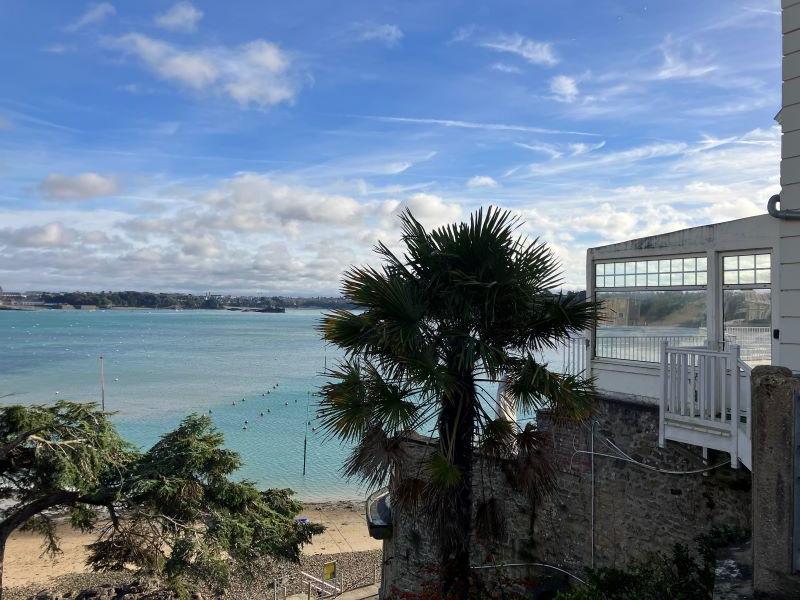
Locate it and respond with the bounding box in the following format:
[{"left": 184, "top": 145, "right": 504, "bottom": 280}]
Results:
[
  {"left": 99, "top": 355, "right": 105, "bottom": 411},
  {"left": 303, "top": 392, "right": 309, "bottom": 476}
]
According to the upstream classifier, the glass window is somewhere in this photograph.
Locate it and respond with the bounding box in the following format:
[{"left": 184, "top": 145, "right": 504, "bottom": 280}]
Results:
[
  {"left": 722, "top": 253, "right": 771, "bottom": 287},
  {"left": 596, "top": 290, "right": 708, "bottom": 362},
  {"left": 723, "top": 288, "right": 771, "bottom": 366},
  {"left": 595, "top": 255, "right": 707, "bottom": 289}
]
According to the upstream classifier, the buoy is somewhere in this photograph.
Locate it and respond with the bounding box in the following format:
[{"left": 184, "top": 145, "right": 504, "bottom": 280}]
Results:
[
  {"left": 260, "top": 412, "right": 264, "bottom": 417},
  {"left": 55, "top": 391, "right": 60, "bottom": 395},
  {"left": 114, "top": 377, "right": 119, "bottom": 382},
  {"left": 267, "top": 409, "right": 271, "bottom": 413},
  {"left": 209, "top": 409, "right": 212, "bottom": 414},
  {"left": 232, "top": 401, "right": 236, "bottom": 406},
  {"left": 284, "top": 402, "right": 288, "bottom": 406},
  {"left": 244, "top": 420, "right": 249, "bottom": 424},
  {"left": 242, "top": 425, "right": 247, "bottom": 430}
]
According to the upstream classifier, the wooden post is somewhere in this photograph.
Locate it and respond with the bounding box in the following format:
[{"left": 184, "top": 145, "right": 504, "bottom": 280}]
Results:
[
  {"left": 659, "top": 340, "right": 668, "bottom": 448},
  {"left": 730, "top": 344, "right": 740, "bottom": 468}
]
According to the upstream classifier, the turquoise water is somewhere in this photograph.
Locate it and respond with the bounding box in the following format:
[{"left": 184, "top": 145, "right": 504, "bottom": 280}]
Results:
[
  {"left": 0, "top": 308, "right": 361, "bottom": 501},
  {"left": 1, "top": 308, "right": 554, "bottom": 501}
]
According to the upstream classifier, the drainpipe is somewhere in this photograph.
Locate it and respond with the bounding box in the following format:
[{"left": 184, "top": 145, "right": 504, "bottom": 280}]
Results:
[{"left": 767, "top": 194, "right": 800, "bottom": 220}]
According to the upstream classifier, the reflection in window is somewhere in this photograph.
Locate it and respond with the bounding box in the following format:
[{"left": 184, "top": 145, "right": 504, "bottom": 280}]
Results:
[
  {"left": 596, "top": 256, "right": 707, "bottom": 288},
  {"left": 723, "top": 288, "right": 771, "bottom": 366},
  {"left": 596, "top": 291, "right": 707, "bottom": 362},
  {"left": 722, "top": 253, "right": 770, "bottom": 286}
]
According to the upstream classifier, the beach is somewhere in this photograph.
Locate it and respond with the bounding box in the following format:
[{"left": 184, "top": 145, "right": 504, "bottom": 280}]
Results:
[{"left": 5, "top": 500, "right": 381, "bottom": 597}]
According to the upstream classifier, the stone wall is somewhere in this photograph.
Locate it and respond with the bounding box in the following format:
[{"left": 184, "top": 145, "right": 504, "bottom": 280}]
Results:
[
  {"left": 380, "top": 394, "right": 752, "bottom": 597},
  {"left": 750, "top": 366, "right": 800, "bottom": 598}
]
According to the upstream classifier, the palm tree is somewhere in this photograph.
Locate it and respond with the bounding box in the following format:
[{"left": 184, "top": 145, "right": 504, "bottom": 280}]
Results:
[{"left": 319, "top": 207, "right": 597, "bottom": 598}]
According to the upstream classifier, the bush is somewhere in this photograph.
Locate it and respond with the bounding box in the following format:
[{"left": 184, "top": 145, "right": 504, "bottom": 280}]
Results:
[{"left": 556, "top": 526, "right": 749, "bottom": 600}]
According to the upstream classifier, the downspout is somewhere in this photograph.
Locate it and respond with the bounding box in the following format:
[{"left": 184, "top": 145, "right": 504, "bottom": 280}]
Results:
[{"left": 767, "top": 194, "right": 800, "bottom": 220}]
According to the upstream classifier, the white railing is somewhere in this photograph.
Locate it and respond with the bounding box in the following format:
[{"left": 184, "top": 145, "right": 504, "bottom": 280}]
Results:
[
  {"left": 596, "top": 334, "right": 707, "bottom": 363},
  {"left": 561, "top": 335, "right": 588, "bottom": 376},
  {"left": 658, "top": 342, "right": 751, "bottom": 469},
  {"left": 724, "top": 326, "right": 771, "bottom": 364}
]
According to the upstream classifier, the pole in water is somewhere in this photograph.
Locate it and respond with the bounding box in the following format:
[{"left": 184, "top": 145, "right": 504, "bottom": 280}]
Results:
[
  {"left": 303, "top": 392, "right": 309, "bottom": 476},
  {"left": 99, "top": 355, "right": 106, "bottom": 411}
]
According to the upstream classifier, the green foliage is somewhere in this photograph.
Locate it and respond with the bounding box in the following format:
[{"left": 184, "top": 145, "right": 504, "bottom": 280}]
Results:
[
  {"left": 556, "top": 527, "right": 750, "bottom": 600},
  {"left": 318, "top": 207, "right": 599, "bottom": 593},
  {"left": 0, "top": 402, "right": 321, "bottom": 595}
]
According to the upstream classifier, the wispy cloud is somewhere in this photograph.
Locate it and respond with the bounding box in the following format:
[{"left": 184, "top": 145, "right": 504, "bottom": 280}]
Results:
[
  {"left": 65, "top": 3, "right": 116, "bottom": 32},
  {"left": 355, "top": 23, "right": 404, "bottom": 47},
  {"left": 490, "top": 62, "right": 521, "bottom": 74},
  {"left": 652, "top": 36, "right": 717, "bottom": 80},
  {"left": 155, "top": 2, "right": 204, "bottom": 33},
  {"left": 479, "top": 33, "right": 558, "bottom": 66},
  {"left": 359, "top": 115, "right": 599, "bottom": 136}
]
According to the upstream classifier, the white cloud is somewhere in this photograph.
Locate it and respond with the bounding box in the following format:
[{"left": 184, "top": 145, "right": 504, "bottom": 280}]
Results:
[
  {"left": 0, "top": 223, "right": 77, "bottom": 248},
  {"left": 550, "top": 75, "right": 579, "bottom": 102},
  {"left": 467, "top": 175, "right": 499, "bottom": 188},
  {"left": 40, "top": 173, "right": 118, "bottom": 200},
  {"left": 155, "top": 2, "right": 204, "bottom": 33},
  {"left": 653, "top": 36, "right": 717, "bottom": 80},
  {"left": 479, "top": 33, "right": 558, "bottom": 67},
  {"left": 394, "top": 193, "right": 462, "bottom": 229},
  {"left": 491, "top": 62, "right": 521, "bottom": 74},
  {"left": 356, "top": 23, "right": 404, "bottom": 47},
  {"left": 362, "top": 115, "right": 598, "bottom": 136},
  {"left": 111, "top": 34, "right": 301, "bottom": 108},
  {"left": 65, "top": 3, "right": 116, "bottom": 32}
]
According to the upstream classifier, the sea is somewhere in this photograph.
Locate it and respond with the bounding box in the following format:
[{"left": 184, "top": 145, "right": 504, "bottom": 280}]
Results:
[{"left": 1, "top": 308, "right": 558, "bottom": 502}]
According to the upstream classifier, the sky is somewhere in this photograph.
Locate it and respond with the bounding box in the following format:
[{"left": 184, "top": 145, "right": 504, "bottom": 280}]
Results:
[{"left": 0, "top": 0, "right": 783, "bottom": 294}]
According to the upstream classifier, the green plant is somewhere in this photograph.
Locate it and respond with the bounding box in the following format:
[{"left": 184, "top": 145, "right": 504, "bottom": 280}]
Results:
[
  {"left": 556, "top": 527, "right": 751, "bottom": 600},
  {"left": 319, "top": 207, "right": 598, "bottom": 598},
  {"left": 0, "top": 402, "right": 322, "bottom": 599}
]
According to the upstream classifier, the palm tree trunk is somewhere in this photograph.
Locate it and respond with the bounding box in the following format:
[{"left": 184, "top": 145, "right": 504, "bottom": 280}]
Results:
[{"left": 439, "top": 373, "right": 476, "bottom": 599}]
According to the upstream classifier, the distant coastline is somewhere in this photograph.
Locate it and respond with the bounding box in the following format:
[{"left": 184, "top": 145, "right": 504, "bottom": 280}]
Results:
[{"left": 0, "top": 290, "right": 355, "bottom": 312}]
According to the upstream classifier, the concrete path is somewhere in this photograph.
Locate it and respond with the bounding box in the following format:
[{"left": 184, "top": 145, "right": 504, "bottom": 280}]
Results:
[{"left": 286, "top": 583, "right": 379, "bottom": 600}]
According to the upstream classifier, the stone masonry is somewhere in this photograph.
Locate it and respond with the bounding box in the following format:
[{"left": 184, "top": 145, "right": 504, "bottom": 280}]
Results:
[{"left": 380, "top": 394, "right": 752, "bottom": 597}]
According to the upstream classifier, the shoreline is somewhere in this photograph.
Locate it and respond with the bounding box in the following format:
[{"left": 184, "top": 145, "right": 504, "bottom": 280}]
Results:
[{"left": 4, "top": 499, "right": 379, "bottom": 592}]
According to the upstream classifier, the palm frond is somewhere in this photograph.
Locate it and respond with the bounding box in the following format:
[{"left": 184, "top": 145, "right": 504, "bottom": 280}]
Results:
[{"left": 503, "top": 354, "right": 596, "bottom": 420}]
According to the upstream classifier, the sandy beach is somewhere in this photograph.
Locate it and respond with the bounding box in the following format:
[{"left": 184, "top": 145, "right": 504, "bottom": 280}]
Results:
[{"left": 5, "top": 500, "right": 380, "bottom": 590}]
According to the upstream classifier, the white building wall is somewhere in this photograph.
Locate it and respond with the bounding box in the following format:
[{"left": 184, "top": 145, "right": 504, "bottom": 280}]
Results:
[{"left": 781, "top": 1, "right": 800, "bottom": 370}]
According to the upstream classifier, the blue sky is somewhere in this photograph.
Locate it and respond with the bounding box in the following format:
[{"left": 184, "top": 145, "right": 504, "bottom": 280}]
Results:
[{"left": 0, "top": 0, "right": 782, "bottom": 293}]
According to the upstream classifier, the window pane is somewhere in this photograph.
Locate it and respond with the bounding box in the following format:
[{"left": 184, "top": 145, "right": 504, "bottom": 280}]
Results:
[
  {"left": 724, "top": 271, "right": 739, "bottom": 284},
  {"left": 756, "top": 269, "right": 770, "bottom": 284},
  {"left": 659, "top": 273, "right": 671, "bottom": 286},
  {"left": 670, "top": 259, "right": 682, "bottom": 272},
  {"left": 684, "top": 272, "right": 696, "bottom": 286},
  {"left": 739, "top": 270, "right": 755, "bottom": 285},
  {"left": 697, "top": 271, "right": 707, "bottom": 285},
  {"left": 636, "top": 274, "right": 647, "bottom": 286},
  {"left": 596, "top": 290, "right": 707, "bottom": 362},
  {"left": 739, "top": 255, "right": 755, "bottom": 270},
  {"left": 756, "top": 254, "right": 770, "bottom": 269},
  {"left": 615, "top": 262, "right": 625, "bottom": 275},
  {"left": 697, "top": 257, "right": 707, "bottom": 271},
  {"left": 647, "top": 260, "right": 659, "bottom": 273},
  {"left": 596, "top": 263, "right": 605, "bottom": 275},
  {"left": 635, "top": 261, "right": 647, "bottom": 274},
  {"left": 724, "top": 256, "right": 738, "bottom": 270},
  {"left": 684, "top": 257, "right": 696, "bottom": 271},
  {"left": 615, "top": 275, "right": 625, "bottom": 286},
  {"left": 647, "top": 273, "right": 659, "bottom": 286},
  {"left": 723, "top": 288, "right": 771, "bottom": 366},
  {"left": 596, "top": 275, "right": 604, "bottom": 287},
  {"left": 670, "top": 273, "right": 683, "bottom": 285},
  {"left": 625, "top": 275, "right": 636, "bottom": 286},
  {"left": 659, "top": 259, "right": 670, "bottom": 273}
]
